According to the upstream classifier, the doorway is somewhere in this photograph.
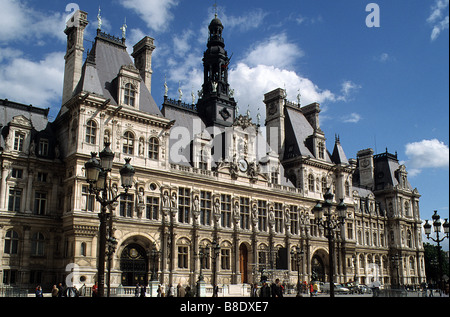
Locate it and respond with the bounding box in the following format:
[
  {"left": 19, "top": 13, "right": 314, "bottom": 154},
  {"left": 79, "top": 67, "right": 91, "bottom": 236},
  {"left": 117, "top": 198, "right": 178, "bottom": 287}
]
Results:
[
  {"left": 120, "top": 244, "right": 148, "bottom": 286},
  {"left": 239, "top": 244, "right": 248, "bottom": 283},
  {"left": 311, "top": 254, "right": 326, "bottom": 282}
]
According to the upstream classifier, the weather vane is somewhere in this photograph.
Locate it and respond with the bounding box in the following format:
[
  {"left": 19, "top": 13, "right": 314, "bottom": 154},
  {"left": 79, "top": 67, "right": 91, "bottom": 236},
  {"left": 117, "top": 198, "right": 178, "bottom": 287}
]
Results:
[{"left": 213, "top": 1, "right": 218, "bottom": 17}]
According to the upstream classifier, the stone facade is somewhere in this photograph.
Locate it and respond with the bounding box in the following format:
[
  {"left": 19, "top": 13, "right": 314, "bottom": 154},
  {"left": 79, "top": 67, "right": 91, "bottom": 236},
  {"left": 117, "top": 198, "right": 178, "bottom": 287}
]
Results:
[{"left": 0, "top": 9, "right": 425, "bottom": 292}]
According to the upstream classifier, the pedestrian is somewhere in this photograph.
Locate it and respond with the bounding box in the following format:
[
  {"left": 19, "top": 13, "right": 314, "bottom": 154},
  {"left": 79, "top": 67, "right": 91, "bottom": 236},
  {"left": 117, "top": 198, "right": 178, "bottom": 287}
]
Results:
[
  {"left": 35, "top": 285, "right": 43, "bottom": 297},
  {"left": 260, "top": 282, "right": 271, "bottom": 297},
  {"left": 57, "top": 282, "right": 64, "bottom": 297},
  {"left": 271, "top": 279, "right": 283, "bottom": 297},
  {"left": 140, "top": 285, "right": 147, "bottom": 297},
  {"left": 251, "top": 283, "right": 258, "bottom": 297},
  {"left": 157, "top": 284, "right": 161, "bottom": 297},
  {"left": 135, "top": 283, "right": 141, "bottom": 297},
  {"left": 168, "top": 284, "right": 174, "bottom": 297},
  {"left": 160, "top": 284, "right": 165, "bottom": 297},
  {"left": 313, "top": 282, "right": 318, "bottom": 296},
  {"left": 51, "top": 285, "right": 59, "bottom": 297},
  {"left": 177, "top": 283, "right": 185, "bottom": 297},
  {"left": 92, "top": 282, "right": 98, "bottom": 297},
  {"left": 185, "top": 286, "right": 193, "bottom": 297}
]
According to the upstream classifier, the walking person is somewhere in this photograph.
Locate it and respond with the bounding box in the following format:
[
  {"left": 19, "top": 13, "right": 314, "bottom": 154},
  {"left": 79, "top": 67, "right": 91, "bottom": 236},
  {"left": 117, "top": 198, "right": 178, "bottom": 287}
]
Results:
[
  {"left": 135, "top": 283, "right": 141, "bottom": 297},
  {"left": 35, "top": 285, "right": 43, "bottom": 297},
  {"left": 92, "top": 282, "right": 98, "bottom": 297},
  {"left": 51, "top": 285, "right": 59, "bottom": 297}
]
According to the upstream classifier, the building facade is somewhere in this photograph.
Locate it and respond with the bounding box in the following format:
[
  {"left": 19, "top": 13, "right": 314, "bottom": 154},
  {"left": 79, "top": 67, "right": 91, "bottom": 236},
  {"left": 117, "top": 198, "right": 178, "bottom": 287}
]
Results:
[{"left": 0, "top": 10, "right": 426, "bottom": 292}]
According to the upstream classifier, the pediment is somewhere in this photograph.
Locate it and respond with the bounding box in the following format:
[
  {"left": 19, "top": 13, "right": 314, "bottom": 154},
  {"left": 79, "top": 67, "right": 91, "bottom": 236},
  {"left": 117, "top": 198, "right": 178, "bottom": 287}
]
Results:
[{"left": 10, "top": 115, "right": 32, "bottom": 129}]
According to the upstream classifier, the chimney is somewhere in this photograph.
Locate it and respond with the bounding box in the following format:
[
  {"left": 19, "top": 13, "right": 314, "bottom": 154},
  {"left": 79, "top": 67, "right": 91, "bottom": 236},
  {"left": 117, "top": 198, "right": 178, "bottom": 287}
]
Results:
[
  {"left": 301, "top": 103, "right": 321, "bottom": 131},
  {"left": 264, "top": 88, "right": 287, "bottom": 157},
  {"left": 62, "top": 10, "right": 88, "bottom": 105},
  {"left": 132, "top": 37, "right": 156, "bottom": 93},
  {"left": 357, "top": 148, "right": 375, "bottom": 189}
]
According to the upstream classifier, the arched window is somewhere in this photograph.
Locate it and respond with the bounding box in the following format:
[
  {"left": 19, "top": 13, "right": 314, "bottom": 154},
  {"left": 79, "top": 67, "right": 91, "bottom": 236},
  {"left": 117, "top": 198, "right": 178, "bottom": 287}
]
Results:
[
  {"left": 85, "top": 120, "right": 97, "bottom": 144},
  {"left": 321, "top": 177, "right": 327, "bottom": 194},
  {"left": 31, "top": 232, "right": 45, "bottom": 256},
  {"left": 4, "top": 230, "right": 19, "bottom": 254},
  {"left": 124, "top": 83, "right": 137, "bottom": 107},
  {"left": 81, "top": 242, "right": 87, "bottom": 256},
  {"left": 149, "top": 137, "right": 159, "bottom": 160},
  {"left": 308, "top": 174, "right": 315, "bottom": 192},
  {"left": 123, "top": 131, "right": 135, "bottom": 155},
  {"left": 407, "top": 230, "right": 413, "bottom": 248}
]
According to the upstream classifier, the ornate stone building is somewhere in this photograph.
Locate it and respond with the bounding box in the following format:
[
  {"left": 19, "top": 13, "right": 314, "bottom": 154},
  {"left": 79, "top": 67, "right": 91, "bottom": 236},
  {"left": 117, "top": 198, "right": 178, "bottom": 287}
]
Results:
[{"left": 0, "top": 10, "right": 425, "bottom": 292}]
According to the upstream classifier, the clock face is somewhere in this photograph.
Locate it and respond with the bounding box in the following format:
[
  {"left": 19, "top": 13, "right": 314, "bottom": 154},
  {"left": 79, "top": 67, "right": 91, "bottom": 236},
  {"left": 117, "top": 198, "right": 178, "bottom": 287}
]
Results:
[{"left": 238, "top": 159, "right": 248, "bottom": 172}]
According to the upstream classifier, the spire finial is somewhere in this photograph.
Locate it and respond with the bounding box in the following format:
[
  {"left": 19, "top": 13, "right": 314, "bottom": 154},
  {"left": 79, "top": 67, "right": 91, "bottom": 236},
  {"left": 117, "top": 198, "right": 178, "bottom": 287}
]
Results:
[
  {"left": 97, "top": 7, "right": 102, "bottom": 30},
  {"left": 121, "top": 18, "right": 127, "bottom": 39},
  {"left": 213, "top": 1, "right": 218, "bottom": 18}
]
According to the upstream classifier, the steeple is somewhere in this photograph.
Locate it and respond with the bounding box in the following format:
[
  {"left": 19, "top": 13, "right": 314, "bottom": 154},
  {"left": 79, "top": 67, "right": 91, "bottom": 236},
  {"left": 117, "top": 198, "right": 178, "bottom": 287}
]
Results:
[{"left": 197, "top": 14, "right": 236, "bottom": 128}]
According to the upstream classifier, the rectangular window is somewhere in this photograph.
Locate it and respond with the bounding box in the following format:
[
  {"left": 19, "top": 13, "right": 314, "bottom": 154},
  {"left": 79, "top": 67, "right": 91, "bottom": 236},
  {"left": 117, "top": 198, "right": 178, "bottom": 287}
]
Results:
[
  {"left": 290, "top": 206, "right": 299, "bottom": 235},
  {"left": 146, "top": 196, "right": 159, "bottom": 220},
  {"left": 37, "top": 172, "right": 48, "bottom": 182},
  {"left": 38, "top": 139, "right": 49, "bottom": 156},
  {"left": 120, "top": 194, "right": 134, "bottom": 217},
  {"left": 347, "top": 222, "right": 353, "bottom": 240},
  {"left": 221, "top": 194, "right": 232, "bottom": 228},
  {"left": 11, "top": 169, "right": 23, "bottom": 179},
  {"left": 274, "top": 203, "right": 283, "bottom": 233},
  {"left": 258, "top": 200, "right": 267, "bottom": 232},
  {"left": 200, "top": 191, "right": 212, "bottom": 226},
  {"left": 221, "top": 249, "right": 231, "bottom": 270},
  {"left": 8, "top": 189, "right": 22, "bottom": 212},
  {"left": 240, "top": 197, "right": 250, "bottom": 230},
  {"left": 178, "top": 188, "right": 191, "bottom": 223},
  {"left": 14, "top": 132, "right": 25, "bottom": 151},
  {"left": 178, "top": 246, "right": 189, "bottom": 269},
  {"left": 82, "top": 186, "right": 95, "bottom": 212},
  {"left": 34, "top": 192, "right": 47, "bottom": 215}
]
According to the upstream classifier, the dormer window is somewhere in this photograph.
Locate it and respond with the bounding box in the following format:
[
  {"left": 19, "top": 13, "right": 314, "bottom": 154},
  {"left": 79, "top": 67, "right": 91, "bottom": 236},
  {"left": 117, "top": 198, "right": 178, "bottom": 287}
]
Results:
[
  {"left": 318, "top": 142, "right": 325, "bottom": 159},
  {"left": 118, "top": 64, "right": 140, "bottom": 108},
  {"left": 38, "top": 139, "right": 49, "bottom": 156},
  {"left": 14, "top": 132, "right": 25, "bottom": 151},
  {"left": 124, "top": 83, "right": 137, "bottom": 107}
]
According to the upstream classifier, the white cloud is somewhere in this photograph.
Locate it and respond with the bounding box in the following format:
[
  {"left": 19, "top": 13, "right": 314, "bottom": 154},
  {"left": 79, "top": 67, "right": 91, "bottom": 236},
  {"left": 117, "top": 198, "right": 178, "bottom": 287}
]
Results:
[
  {"left": 0, "top": 51, "right": 65, "bottom": 108},
  {"left": 405, "top": 139, "right": 449, "bottom": 176},
  {"left": 0, "top": 0, "right": 66, "bottom": 43},
  {"left": 341, "top": 113, "right": 362, "bottom": 123},
  {"left": 241, "top": 33, "right": 303, "bottom": 69},
  {"left": 222, "top": 9, "right": 268, "bottom": 32},
  {"left": 119, "top": 0, "right": 179, "bottom": 32},
  {"left": 339, "top": 80, "right": 361, "bottom": 101},
  {"left": 427, "top": 0, "right": 449, "bottom": 41}
]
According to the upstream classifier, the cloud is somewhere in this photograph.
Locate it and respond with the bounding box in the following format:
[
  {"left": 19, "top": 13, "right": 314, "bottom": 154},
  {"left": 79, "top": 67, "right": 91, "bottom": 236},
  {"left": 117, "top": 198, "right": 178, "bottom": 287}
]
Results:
[
  {"left": 341, "top": 113, "right": 362, "bottom": 123},
  {"left": 405, "top": 139, "right": 449, "bottom": 176},
  {"left": 0, "top": 0, "right": 67, "bottom": 44},
  {"left": 119, "top": 0, "right": 179, "bottom": 32},
  {"left": 0, "top": 51, "right": 65, "bottom": 109},
  {"left": 241, "top": 33, "right": 303, "bottom": 70},
  {"left": 427, "top": 0, "right": 449, "bottom": 41}
]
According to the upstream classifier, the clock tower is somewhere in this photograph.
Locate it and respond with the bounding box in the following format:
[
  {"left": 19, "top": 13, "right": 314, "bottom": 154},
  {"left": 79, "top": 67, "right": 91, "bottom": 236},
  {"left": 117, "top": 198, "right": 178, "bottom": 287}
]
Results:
[{"left": 197, "top": 14, "right": 237, "bottom": 128}]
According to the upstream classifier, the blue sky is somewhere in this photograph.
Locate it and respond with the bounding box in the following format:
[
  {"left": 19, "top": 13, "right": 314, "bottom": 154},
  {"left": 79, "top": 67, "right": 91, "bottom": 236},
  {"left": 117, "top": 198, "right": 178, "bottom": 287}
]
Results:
[{"left": 0, "top": 0, "right": 448, "bottom": 249}]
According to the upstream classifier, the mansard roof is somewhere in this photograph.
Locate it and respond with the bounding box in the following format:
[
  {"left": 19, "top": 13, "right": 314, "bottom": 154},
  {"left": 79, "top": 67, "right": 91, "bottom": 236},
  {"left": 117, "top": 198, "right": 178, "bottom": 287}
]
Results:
[{"left": 74, "top": 32, "right": 162, "bottom": 117}]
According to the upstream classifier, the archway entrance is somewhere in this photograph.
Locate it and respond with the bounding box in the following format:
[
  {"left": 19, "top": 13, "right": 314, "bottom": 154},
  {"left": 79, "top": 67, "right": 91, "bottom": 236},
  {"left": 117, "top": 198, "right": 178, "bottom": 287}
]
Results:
[
  {"left": 239, "top": 244, "right": 248, "bottom": 283},
  {"left": 311, "top": 254, "right": 326, "bottom": 282},
  {"left": 120, "top": 244, "right": 148, "bottom": 286}
]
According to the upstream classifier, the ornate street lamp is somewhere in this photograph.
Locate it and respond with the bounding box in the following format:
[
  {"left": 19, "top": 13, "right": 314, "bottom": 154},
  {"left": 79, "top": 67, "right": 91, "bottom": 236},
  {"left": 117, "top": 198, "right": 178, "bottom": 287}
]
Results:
[
  {"left": 211, "top": 240, "right": 221, "bottom": 297},
  {"left": 423, "top": 211, "right": 449, "bottom": 292},
  {"left": 290, "top": 245, "right": 304, "bottom": 297},
  {"left": 150, "top": 249, "right": 161, "bottom": 282},
  {"left": 312, "top": 188, "right": 347, "bottom": 298},
  {"left": 84, "top": 143, "right": 135, "bottom": 297}
]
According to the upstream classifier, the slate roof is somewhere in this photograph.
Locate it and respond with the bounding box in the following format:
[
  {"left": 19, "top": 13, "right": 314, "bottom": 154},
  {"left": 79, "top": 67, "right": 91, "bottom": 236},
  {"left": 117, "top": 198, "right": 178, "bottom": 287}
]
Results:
[{"left": 73, "top": 33, "right": 162, "bottom": 117}]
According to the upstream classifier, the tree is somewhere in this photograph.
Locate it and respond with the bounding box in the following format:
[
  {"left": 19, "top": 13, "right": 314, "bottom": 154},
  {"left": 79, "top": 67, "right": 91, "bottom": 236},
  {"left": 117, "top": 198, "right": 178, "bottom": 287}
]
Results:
[{"left": 424, "top": 243, "right": 449, "bottom": 287}]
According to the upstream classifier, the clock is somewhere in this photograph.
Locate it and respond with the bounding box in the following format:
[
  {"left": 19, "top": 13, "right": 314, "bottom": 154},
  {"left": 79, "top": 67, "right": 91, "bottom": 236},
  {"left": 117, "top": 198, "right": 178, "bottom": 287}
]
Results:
[{"left": 238, "top": 159, "right": 248, "bottom": 172}]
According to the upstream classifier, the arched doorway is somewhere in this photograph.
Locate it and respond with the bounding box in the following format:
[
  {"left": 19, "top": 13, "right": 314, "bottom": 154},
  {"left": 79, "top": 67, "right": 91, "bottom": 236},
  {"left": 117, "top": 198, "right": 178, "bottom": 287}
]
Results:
[
  {"left": 239, "top": 244, "right": 248, "bottom": 283},
  {"left": 311, "top": 254, "right": 326, "bottom": 282},
  {"left": 120, "top": 244, "right": 148, "bottom": 286}
]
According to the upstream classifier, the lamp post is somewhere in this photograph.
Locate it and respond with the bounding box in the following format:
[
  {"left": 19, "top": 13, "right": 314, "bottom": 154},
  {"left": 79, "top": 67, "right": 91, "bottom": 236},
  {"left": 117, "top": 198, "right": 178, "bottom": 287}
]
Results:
[
  {"left": 84, "top": 143, "right": 135, "bottom": 297},
  {"left": 312, "top": 188, "right": 347, "bottom": 298},
  {"left": 391, "top": 253, "right": 400, "bottom": 289},
  {"left": 423, "top": 210, "right": 449, "bottom": 292},
  {"left": 106, "top": 233, "right": 118, "bottom": 297},
  {"left": 211, "top": 240, "right": 221, "bottom": 297},
  {"left": 196, "top": 245, "right": 210, "bottom": 297},
  {"left": 290, "top": 245, "right": 304, "bottom": 297},
  {"left": 150, "top": 249, "right": 161, "bottom": 282}
]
